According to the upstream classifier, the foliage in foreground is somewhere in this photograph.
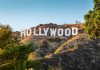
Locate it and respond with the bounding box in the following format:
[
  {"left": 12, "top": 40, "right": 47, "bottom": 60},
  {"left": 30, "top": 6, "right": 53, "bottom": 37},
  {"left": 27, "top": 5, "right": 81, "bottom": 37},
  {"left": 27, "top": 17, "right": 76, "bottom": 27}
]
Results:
[
  {"left": 84, "top": 0, "right": 100, "bottom": 39},
  {"left": 0, "top": 24, "right": 35, "bottom": 70},
  {"left": 0, "top": 43, "right": 34, "bottom": 70}
]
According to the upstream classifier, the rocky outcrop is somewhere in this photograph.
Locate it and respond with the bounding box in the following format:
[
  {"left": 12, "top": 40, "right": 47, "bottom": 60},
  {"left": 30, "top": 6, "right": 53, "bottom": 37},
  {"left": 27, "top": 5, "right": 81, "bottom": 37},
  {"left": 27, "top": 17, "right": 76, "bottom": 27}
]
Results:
[{"left": 43, "top": 38, "right": 100, "bottom": 70}]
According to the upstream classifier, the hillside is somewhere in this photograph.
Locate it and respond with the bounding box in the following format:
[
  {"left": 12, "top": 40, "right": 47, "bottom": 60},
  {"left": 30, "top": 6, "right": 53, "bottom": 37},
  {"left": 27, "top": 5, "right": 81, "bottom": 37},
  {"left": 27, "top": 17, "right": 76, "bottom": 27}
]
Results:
[
  {"left": 44, "top": 38, "right": 100, "bottom": 70},
  {"left": 19, "top": 23, "right": 100, "bottom": 70},
  {"left": 27, "top": 34, "right": 100, "bottom": 70}
]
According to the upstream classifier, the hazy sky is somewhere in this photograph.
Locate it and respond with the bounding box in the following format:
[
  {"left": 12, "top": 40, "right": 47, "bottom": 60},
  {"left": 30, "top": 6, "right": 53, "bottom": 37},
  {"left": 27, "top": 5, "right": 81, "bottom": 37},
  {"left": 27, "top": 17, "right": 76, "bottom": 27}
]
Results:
[{"left": 0, "top": 0, "right": 93, "bottom": 31}]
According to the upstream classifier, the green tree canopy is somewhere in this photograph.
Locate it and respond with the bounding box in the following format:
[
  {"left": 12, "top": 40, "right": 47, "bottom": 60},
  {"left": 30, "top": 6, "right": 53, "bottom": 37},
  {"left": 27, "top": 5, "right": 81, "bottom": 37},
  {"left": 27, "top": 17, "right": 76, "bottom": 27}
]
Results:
[
  {"left": 84, "top": 0, "right": 100, "bottom": 39},
  {"left": 0, "top": 24, "right": 12, "bottom": 48},
  {"left": 0, "top": 24, "right": 35, "bottom": 70}
]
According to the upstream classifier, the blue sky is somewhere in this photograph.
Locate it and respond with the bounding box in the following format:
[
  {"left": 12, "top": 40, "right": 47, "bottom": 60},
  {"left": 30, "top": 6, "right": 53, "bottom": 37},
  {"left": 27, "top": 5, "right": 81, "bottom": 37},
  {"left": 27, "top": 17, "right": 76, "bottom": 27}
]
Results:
[{"left": 0, "top": 0, "right": 93, "bottom": 31}]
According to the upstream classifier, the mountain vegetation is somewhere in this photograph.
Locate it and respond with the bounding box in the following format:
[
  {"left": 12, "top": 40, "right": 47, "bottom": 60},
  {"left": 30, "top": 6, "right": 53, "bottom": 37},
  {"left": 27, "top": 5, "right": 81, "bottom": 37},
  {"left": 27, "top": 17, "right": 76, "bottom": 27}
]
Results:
[
  {"left": 0, "top": 0, "right": 100, "bottom": 70},
  {"left": 84, "top": 0, "right": 100, "bottom": 39}
]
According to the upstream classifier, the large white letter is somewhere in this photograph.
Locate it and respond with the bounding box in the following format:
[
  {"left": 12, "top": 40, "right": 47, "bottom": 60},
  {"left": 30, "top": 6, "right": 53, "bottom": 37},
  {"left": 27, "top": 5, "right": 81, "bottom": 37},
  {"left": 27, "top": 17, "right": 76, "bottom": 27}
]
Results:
[
  {"left": 27, "top": 28, "right": 32, "bottom": 36},
  {"left": 65, "top": 28, "right": 71, "bottom": 36},
  {"left": 20, "top": 29, "right": 25, "bottom": 37},
  {"left": 72, "top": 27, "right": 78, "bottom": 35},
  {"left": 43, "top": 28, "right": 49, "bottom": 36},
  {"left": 58, "top": 28, "right": 63, "bottom": 36},
  {"left": 33, "top": 28, "right": 38, "bottom": 36},
  {"left": 50, "top": 28, "right": 57, "bottom": 36},
  {"left": 38, "top": 28, "right": 44, "bottom": 36}
]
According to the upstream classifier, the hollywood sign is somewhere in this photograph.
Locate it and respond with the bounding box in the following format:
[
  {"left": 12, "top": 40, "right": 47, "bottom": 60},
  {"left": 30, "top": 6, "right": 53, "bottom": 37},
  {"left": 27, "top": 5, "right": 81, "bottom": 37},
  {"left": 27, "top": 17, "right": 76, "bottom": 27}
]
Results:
[{"left": 21, "top": 27, "right": 78, "bottom": 37}]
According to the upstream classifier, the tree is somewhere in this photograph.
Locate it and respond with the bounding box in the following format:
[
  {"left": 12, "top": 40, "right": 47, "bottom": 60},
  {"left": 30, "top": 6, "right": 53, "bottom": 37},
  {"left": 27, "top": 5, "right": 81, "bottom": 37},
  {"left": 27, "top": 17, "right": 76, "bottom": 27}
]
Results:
[
  {"left": 0, "top": 24, "right": 34, "bottom": 70},
  {"left": 84, "top": 0, "right": 100, "bottom": 39},
  {"left": 0, "top": 24, "right": 12, "bottom": 48},
  {"left": 0, "top": 43, "right": 33, "bottom": 70}
]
